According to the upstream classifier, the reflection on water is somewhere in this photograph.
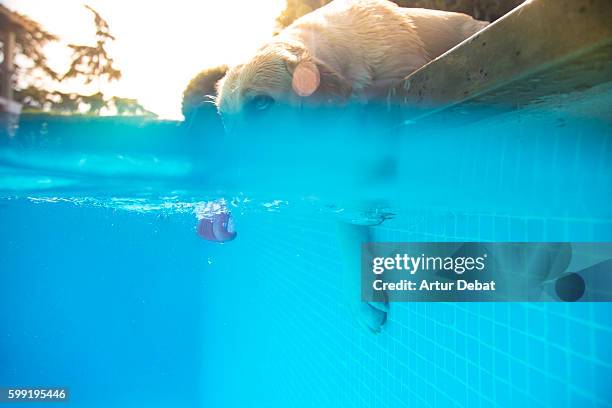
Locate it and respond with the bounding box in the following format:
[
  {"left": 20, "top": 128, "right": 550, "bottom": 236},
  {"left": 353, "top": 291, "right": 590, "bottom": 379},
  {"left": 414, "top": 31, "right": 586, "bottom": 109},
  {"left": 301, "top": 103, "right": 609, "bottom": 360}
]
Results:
[{"left": 2, "top": 101, "right": 611, "bottom": 221}]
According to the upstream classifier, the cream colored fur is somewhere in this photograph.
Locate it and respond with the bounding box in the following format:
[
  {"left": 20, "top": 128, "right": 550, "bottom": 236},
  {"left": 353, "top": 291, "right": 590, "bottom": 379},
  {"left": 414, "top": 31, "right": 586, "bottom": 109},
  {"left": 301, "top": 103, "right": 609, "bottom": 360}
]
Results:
[
  {"left": 215, "top": 0, "right": 488, "bottom": 334},
  {"left": 217, "top": 0, "right": 488, "bottom": 121}
]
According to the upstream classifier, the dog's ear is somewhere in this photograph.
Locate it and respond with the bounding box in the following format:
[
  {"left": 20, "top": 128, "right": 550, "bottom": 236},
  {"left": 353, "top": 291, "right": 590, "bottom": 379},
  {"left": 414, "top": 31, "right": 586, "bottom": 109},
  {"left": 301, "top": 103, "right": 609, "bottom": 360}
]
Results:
[{"left": 284, "top": 50, "right": 352, "bottom": 103}]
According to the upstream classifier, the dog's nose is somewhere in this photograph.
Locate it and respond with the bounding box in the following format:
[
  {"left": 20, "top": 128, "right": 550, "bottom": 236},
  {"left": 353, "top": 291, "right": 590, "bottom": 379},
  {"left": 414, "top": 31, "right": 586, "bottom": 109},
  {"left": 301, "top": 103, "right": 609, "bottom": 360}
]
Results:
[{"left": 197, "top": 212, "right": 237, "bottom": 243}]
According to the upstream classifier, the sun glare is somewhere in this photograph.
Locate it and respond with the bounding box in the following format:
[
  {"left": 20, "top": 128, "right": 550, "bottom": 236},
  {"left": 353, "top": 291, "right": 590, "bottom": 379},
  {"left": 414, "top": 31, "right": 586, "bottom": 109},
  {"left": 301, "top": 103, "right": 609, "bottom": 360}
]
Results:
[{"left": 3, "top": 0, "right": 286, "bottom": 119}]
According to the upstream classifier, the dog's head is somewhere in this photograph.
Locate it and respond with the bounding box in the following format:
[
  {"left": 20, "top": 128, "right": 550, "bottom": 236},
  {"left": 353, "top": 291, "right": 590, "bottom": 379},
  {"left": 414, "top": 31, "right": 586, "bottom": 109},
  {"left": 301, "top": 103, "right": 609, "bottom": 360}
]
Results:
[{"left": 216, "top": 42, "right": 352, "bottom": 134}]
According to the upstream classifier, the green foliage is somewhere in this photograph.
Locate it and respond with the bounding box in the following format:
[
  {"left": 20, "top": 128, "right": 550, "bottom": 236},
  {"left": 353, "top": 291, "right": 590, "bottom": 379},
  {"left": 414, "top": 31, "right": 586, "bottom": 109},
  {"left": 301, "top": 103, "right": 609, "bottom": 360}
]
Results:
[
  {"left": 79, "top": 92, "right": 106, "bottom": 114},
  {"left": 9, "top": 5, "right": 150, "bottom": 117},
  {"left": 50, "top": 92, "right": 81, "bottom": 113},
  {"left": 62, "top": 5, "right": 122, "bottom": 88},
  {"left": 15, "top": 87, "right": 154, "bottom": 116},
  {"left": 15, "top": 87, "right": 85, "bottom": 113},
  {"left": 111, "top": 96, "right": 155, "bottom": 117},
  {"left": 1, "top": 5, "right": 60, "bottom": 82},
  {"left": 14, "top": 86, "right": 52, "bottom": 110}
]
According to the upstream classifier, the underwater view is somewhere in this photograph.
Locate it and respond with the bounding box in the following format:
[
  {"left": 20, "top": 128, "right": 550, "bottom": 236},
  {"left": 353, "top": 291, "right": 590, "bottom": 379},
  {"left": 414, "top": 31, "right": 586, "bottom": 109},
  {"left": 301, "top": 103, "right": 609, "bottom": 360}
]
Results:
[
  {"left": 2, "top": 89, "right": 612, "bottom": 407},
  {"left": 1, "top": 0, "right": 612, "bottom": 407}
]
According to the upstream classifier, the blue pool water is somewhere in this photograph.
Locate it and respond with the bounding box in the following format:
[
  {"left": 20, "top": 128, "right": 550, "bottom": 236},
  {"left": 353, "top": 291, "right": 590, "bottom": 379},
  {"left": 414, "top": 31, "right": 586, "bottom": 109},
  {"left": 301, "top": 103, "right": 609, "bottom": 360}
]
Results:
[{"left": 1, "top": 94, "right": 611, "bottom": 407}]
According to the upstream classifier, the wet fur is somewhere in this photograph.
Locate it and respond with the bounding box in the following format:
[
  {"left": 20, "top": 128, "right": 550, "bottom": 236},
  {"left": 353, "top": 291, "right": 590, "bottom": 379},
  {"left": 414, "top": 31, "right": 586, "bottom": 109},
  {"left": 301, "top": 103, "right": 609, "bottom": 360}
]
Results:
[{"left": 217, "top": 0, "right": 488, "bottom": 119}]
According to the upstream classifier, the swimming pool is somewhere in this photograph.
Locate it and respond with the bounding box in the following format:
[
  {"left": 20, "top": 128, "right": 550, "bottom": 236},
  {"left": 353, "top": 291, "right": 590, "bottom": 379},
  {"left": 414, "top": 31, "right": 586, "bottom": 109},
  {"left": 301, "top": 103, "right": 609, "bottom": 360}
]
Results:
[{"left": 1, "top": 93, "right": 611, "bottom": 408}]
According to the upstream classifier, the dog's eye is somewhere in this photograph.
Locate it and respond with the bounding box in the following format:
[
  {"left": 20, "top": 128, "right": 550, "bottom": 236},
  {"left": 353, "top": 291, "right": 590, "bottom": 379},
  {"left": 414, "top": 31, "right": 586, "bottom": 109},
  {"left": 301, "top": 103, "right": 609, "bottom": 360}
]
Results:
[{"left": 247, "top": 95, "right": 275, "bottom": 112}]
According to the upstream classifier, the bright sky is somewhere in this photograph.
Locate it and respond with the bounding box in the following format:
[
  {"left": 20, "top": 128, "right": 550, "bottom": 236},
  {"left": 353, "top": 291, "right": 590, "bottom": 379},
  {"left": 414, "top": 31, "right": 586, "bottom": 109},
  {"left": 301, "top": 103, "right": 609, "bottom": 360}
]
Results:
[{"left": 3, "top": 0, "right": 286, "bottom": 119}]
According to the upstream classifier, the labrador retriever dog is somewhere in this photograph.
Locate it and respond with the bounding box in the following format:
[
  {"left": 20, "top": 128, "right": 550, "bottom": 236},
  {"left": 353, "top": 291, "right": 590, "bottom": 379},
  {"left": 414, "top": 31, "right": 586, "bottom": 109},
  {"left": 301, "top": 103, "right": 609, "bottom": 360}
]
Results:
[
  {"left": 215, "top": 0, "right": 489, "bottom": 333},
  {"left": 217, "top": 0, "right": 488, "bottom": 129}
]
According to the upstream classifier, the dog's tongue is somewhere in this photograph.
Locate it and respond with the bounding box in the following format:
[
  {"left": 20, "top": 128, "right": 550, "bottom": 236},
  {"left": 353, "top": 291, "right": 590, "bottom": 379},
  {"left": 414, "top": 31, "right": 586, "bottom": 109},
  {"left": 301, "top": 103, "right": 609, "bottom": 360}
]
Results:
[{"left": 197, "top": 212, "right": 237, "bottom": 243}]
